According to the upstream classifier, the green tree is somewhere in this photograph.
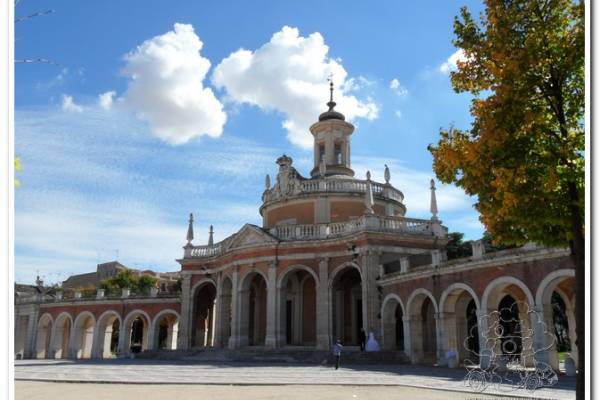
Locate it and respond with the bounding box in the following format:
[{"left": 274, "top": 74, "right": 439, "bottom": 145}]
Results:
[
  {"left": 445, "top": 232, "right": 473, "bottom": 260},
  {"left": 427, "top": 1, "right": 584, "bottom": 396}
]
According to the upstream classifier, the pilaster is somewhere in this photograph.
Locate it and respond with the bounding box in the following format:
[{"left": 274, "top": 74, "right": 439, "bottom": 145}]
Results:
[
  {"left": 228, "top": 267, "right": 240, "bottom": 349},
  {"left": 176, "top": 274, "right": 192, "bottom": 350},
  {"left": 316, "top": 257, "right": 331, "bottom": 349},
  {"left": 265, "top": 262, "right": 278, "bottom": 347}
]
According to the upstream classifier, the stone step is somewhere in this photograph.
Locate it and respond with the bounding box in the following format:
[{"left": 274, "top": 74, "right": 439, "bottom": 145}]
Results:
[{"left": 137, "top": 348, "right": 410, "bottom": 365}]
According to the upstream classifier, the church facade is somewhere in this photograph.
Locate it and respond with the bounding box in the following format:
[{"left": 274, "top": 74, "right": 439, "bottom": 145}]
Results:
[{"left": 14, "top": 89, "right": 577, "bottom": 371}]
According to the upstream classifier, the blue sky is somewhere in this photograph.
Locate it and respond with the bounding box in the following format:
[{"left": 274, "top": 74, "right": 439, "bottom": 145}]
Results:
[{"left": 15, "top": 0, "right": 486, "bottom": 285}]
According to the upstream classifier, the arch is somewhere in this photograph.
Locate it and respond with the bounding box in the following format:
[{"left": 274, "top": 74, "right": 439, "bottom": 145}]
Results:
[
  {"left": 535, "top": 269, "right": 575, "bottom": 306},
  {"left": 122, "top": 309, "right": 151, "bottom": 354},
  {"left": 71, "top": 311, "right": 96, "bottom": 359},
  {"left": 94, "top": 310, "right": 122, "bottom": 358},
  {"left": 277, "top": 266, "right": 318, "bottom": 346},
  {"left": 35, "top": 313, "right": 54, "bottom": 359},
  {"left": 330, "top": 262, "right": 363, "bottom": 345},
  {"left": 50, "top": 312, "right": 73, "bottom": 359},
  {"left": 439, "top": 283, "right": 480, "bottom": 313},
  {"left": 481, "top": 276, "right": 534, "bottom": 311},
  {"left": 191, "top": 279, "right": 218, "bottom": 347},
  {"left": 381, "top": 293, "right": 405, "bottom": 316},
  {"left": 277, "top": 264, "right": 319, "bottom": 289},
  {"left": 380, "top": 294, "right": 405, "bottom": 351},
  {"left": 190, "top": 278, "right": 217, "bottom": 299},
  {"left": 240, "top": 268, "right": 269, "bottom": 291},
  {"left": 239, "top": 270, "right": 268, "bottom": 346},
  {"left": 328, "top": 261, "right": 363, "bottom": 288},
  {"left": 406, "top": 288, "right": 438, "bottom": 315},
  {"left": 151, "top": 309, "right": 180, "bottom": 350}
]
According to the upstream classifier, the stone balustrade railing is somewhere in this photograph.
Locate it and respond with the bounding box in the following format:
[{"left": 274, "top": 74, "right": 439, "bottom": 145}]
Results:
[
  {"left": 264, "top": 177, "right": 404, "bottom": 204},
  {"left": 15, "top": 292, "right": 181, "bottom": 305},
  {"left": 185, "top": 215, "right": 446, "bottom": 259}
]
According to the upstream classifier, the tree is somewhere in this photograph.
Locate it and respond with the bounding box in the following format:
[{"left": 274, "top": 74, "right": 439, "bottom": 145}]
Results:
[
  {"left": 445, "top": 232, "right": 473, "bottom": 260},
  {"left": 427, "top": 0, "right": 584, "bottom": 396}
]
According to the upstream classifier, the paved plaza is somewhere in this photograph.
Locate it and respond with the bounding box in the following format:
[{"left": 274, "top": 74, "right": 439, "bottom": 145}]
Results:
[{"left": 15, "top": 359, "right": 575, "bottom": 400}]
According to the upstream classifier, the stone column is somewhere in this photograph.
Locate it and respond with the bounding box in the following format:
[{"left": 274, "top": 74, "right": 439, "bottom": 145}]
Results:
[
  {"left": 434, "top": 312, "right": 449, "bottom": 366},
  {"left": 24, "top": 309, "right": 39, "bottom": 359},
  {"left": 316, "top": 258, "right": 331, "bottom": 349},
  {"left": 361, "top": 250, "right": 382, "bottom": 340},
  {"left": 532, "top": 305, "right": 558, "bottom": 369},
  {"left": 402, "top": 316, "right": 412, "bottom": 358},
  {"left": 228, "top": 267, "right": 240, "bottom": 349},
  {"left": 265, "top": 262, "right": 278, "bottom": 347},
  {"left": 177, "top": 274, "right": 192, "bottom": 350},
  {"left": 212, "top": 275, "right": 223, "bottom": 348},
  {"left": 477, "top": 309, "right": 493, "bottom": 368}
]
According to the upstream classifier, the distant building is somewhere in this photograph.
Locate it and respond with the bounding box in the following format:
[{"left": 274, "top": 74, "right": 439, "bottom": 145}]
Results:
[{"left": 61, "top": 261, "right": 179, "bottom": 290}]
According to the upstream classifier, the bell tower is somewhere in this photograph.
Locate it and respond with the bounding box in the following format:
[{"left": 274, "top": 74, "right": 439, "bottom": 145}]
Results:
[{"left": 309, "top": 82, "right": 355, "bottom": 178}]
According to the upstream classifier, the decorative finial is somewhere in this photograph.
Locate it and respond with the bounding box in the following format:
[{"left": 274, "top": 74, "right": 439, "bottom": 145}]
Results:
[
  {"left": 365, "top": 173, "right": 374, "bottom": 214},
  {"left": 208, "top": 225, "right": 214, "bottom": 246},
  {"left": 265, "top": 174, "right": 271, "bottom": 191},
  {"left": 384, "top": 164, "right": 390, "bottom": 184},
  {"left": 430, "top": 179, "right": 438, "bottom": 221},
  {"left": 327, "top": 74, "right": 336, "bottom": 111},
  {"left": 186, "top": 213, "right": 194, "bottom": 244}
]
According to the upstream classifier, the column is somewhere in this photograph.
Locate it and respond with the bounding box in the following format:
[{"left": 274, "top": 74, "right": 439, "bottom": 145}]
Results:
[
  {"left": 316, "top": 258, "right": 331, "bottom": 349},
  {"left": 265, "top": 262, "right": 278, "bottom": 347},
  {"left": 402, "top": 316, "right": 412, "bottom": 358},
  {"left": 477, "top": 309, "right": 493, "bottom": 368},
  {"left": 532, "top": 305, "right": 558, "bottom": 369},
  {"left": 361, "top": 250, "right": 382, "bottom": 340},
  {"left": 228, "top": 267, "right": 240, "bottom": 349},
  {"left": 434, "top": 312, "right": 449, "bottom": 366},
  {"left": 177, "top": 274, "right": 192, "bottom": 350},
  {"left": 212, "top": 275, "right": 223, "bottom": 347},
  {"left": 24, "top": 309, "right": 39, "bottom": 359}
]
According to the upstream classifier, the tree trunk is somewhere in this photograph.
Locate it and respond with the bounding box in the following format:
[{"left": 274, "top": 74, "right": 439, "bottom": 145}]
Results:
[{"left": 568, "top": 182, "right": 584, "bottom": 399}]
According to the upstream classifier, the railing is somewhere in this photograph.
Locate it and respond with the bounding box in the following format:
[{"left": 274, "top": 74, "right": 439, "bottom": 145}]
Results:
[
  {"left": 185, "top": 215, "right": 446, "bottom": 258},
  {"left": 264, "top": 177, "right": 404, "bottom": 203}
]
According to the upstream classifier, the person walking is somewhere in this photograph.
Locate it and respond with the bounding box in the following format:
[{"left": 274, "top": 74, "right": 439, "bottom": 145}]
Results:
[
  {"left": 359, "top": 328, "right": 366, "bottom": 351},
  {"left": 333, "top": 340, "right": 343, "bottom": 370}
]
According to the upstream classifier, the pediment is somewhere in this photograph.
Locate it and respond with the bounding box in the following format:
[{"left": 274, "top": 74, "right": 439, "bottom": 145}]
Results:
[{"left": 226, "top": 224, "right": 277, "bottom": 250}]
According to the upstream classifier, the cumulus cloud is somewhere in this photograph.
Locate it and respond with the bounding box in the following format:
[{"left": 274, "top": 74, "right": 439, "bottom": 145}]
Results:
[
  {"left": 61, "top": 94, "right": 84, "bottom": 113},
  {"left": 440, "top": 49, "right": 468, "bottom": 74},
  {"left": 119, "top": 23, "right": 226, "bottom": 145},
  {"left": 212, "top": 26, "right": 378, "bottom": 149},
  {"left": 394, "top": 110, "right": 402, "bottom": 119},
  {"left": 98, "top": 91, "right": 116, "bottom": 110},
  {"left": 389, "top": 78, "right": 408, "bottom": 96}
]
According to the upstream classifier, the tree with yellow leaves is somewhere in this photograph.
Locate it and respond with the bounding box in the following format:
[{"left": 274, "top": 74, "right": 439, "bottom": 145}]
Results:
[{"left": 428, "top": 0, "right": 584, "bottom": 396}]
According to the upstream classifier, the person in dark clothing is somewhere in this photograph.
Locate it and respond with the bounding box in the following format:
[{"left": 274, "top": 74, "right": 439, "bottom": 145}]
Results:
[
  {"left": 359, "top": 328, "right": 366, "bottom": 351},
  {"left": 333, "top": 340, "right": 343, "bottom": 370}
]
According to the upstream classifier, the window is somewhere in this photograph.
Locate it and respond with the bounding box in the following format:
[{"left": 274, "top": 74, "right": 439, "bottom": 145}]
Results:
[
  {"left": 334, "top": 143, "right": 342, "bottom": 164},
  {"left": 319, "top": 144, "right": 325, "bottom": 162}
]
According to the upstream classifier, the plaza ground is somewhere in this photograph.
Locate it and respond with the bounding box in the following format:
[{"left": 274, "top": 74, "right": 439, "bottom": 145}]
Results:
[
  {"left": 16, "top": 382, "right": 508, "bottom": 400},
  {"left": 14, "top": 359, "right": 575, "bottom": 400}
]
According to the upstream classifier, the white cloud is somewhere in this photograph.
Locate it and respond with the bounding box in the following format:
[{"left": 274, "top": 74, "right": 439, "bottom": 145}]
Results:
[
  {"left": 389, "top": 78, "right": 408, "bottom": 96},
  {"left": 212, "top": 26, "right": 378, "bottom": 149},
  {"left": 61, "top": 94, "right": 84, "bottom": 113},
  {"left": 394, "top": 110, "right": 402, "bottom": 119},
  {"left": 98, "top": 91, "right": 116, "bottom": 110},
  {"left": 440, "top": 49, "right": 468, "bottom": 74},
  {"left": 119, "top": 23, "right": 226, "bottom": 145}
]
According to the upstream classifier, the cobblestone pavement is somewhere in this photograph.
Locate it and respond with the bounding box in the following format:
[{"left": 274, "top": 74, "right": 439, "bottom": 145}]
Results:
[{"left": 15, "top": 359, "right": 575, "bottom": 400}]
